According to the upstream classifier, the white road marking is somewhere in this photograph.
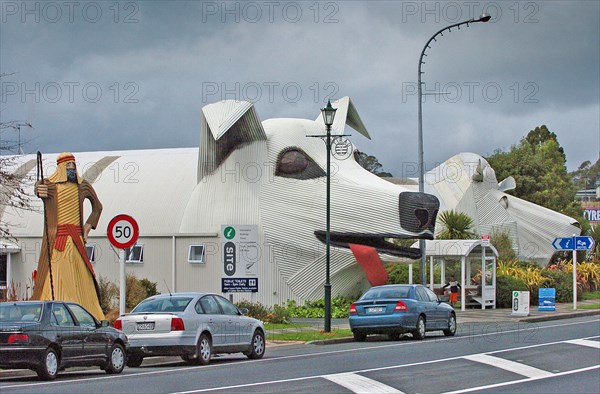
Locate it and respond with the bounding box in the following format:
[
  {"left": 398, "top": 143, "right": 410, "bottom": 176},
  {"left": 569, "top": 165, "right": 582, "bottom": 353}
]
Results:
[
  {"left": 464, "top": 354, "right": 553, "bottom": 378},
  {"left": 565, "top": 338, "right": 600, "bottom": 349},
  {"left": 2, "top": 321, "right": 598, "bottom": 393},
  {"left": 324, "top": 372, "right": 404, "bottom": 394},
  {"left": 171, "top": 335, "right": 600, "bottom": 393},
  {"left": 446, "top": 365, "right": 600, "bottom": 394}
]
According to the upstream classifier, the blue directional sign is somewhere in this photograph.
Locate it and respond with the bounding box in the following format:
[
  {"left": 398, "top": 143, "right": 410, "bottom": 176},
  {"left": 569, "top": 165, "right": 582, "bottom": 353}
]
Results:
[
  {"left": 553, "top": 236, "right": 595, "bottom": 251},
  {"left": 575, "top": 236, "right": 595, "bottom": 251},
  {"left": 552, "top": 237, "right": 574, "bottom": 251}
]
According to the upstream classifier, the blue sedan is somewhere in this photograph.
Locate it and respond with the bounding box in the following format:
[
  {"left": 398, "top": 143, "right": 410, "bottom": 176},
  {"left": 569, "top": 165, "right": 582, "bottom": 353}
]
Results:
[{"left": 349, "top": 284, "right": 456, "bottom": 341}]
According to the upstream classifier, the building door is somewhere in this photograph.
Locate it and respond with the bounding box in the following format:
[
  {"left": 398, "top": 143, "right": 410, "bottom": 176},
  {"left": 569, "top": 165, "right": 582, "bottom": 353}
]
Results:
[{"left": 0, "top": 254, "right": 7, "bottom": 288}]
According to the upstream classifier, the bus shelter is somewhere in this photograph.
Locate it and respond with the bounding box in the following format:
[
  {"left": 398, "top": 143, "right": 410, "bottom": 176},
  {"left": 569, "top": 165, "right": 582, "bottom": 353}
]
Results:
[{"left": 411, "top": 240, "right": 499, "bottom": 311}]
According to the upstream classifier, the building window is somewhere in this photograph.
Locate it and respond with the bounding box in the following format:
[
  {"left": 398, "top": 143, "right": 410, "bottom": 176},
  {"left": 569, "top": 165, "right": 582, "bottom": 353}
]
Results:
[
  {"left": 126, "top": 245, "right": 144, "bottom": 263},
  {"left": 188, "top": 245, "right": 206, "bottom": 264},
  {"left": 85, "top": 244, "right": 96, "bottom": 263}
]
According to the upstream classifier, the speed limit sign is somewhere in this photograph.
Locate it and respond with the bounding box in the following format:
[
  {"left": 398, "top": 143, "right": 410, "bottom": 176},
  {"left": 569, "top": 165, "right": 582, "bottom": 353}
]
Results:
[{"left": 107, "top": 214, "right": 139, "bottom": 249}]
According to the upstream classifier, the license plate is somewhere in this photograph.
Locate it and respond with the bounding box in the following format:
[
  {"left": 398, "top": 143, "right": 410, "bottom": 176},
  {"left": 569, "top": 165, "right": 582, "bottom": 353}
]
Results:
[
  {"left": 137, "top": 322, "right": 155, "bottom": 331},
  {"left": 368, "top": 307, "right": 384, "bottom": 313}
]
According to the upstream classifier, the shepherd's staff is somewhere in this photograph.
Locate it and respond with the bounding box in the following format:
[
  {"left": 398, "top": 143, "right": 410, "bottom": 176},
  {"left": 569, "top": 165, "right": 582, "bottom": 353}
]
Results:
[{"left": 37, "top": 151, "right": 54, "bottom": 301}]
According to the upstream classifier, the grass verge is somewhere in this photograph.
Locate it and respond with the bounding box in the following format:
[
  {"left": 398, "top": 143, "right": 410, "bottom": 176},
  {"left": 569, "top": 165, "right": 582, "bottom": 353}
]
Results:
[
  {"left": 578, "top": 303, "right": 600, "bottom": 310},
  {"left": 266, "top": 328, "right": 353, "bottom": 342},
  {"left": 582, "top": 291, "right": 600, "bottom": 301}
]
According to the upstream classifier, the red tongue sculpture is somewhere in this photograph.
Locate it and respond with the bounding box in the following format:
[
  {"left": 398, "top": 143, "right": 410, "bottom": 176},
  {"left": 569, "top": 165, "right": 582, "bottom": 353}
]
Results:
[{"left": 349, "top": 244, "right": 388, "bottom": 286}]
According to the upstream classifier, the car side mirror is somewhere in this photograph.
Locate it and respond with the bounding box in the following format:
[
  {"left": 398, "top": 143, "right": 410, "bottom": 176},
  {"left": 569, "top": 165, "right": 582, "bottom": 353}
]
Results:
[
  {"left": 239, "top": 308, "right": 249, "bottom": 315},
  {"left": 100, "top": 320, "right": 110, "bottom": 327}
]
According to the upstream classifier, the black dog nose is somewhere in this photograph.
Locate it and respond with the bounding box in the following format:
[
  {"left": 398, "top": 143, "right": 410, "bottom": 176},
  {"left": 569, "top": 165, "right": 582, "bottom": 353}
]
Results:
[{"left": 398, "top": 192, "right": 439, "bottom": 237}]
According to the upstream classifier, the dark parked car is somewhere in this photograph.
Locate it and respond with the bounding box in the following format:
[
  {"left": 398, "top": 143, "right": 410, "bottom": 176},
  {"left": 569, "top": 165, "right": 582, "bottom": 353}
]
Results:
[
  {"left": 0, "top": 301, "right": 127, "bottom": 380},
  {"left": 349, "top": 284, "right": 457, "bottom": 341},
  {"left": 115, "top": 292, "right": 265, "bottom": 367}
]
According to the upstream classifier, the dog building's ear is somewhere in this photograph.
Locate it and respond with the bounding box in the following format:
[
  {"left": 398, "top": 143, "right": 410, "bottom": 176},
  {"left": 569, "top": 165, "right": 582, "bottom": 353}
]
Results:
[
  {"left": 315, "top": 96, "right": 371, "bottom": 140},
  {"left": 198, "top": 100, "right": 267, "bottom": 182}
]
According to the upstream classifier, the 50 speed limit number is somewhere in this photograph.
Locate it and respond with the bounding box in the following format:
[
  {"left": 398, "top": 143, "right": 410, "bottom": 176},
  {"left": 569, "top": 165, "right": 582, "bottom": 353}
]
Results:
[{"left": 107, "top": 214, "right": 139, "bottom": 249}]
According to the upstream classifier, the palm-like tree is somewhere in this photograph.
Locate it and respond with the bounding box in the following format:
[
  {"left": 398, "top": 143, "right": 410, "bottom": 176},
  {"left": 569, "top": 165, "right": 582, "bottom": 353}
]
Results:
[{"left": 436, "top": 210, "right": 477, "bottom": 240}]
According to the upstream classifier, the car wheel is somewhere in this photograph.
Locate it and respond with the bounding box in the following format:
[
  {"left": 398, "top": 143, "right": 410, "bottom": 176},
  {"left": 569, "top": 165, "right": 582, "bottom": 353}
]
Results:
[
  {"left": 353, "top": 331, "right": 366, "bottom": 342},
  {"left": 105, "top": 343, "right": 125, "bottom": 374},
  {"left": 245, "top": 330, "right": 265, "bottom": 359},
  {"left": 443, "top": 314, "right": 457, "bottom": 337},
  {"left": 413, "top": 316, "right": 426, "bottom": 340},
  {"left": 126, "top": 352, "right": 144, "bottom": 368},
  {"left": 36, "top": 347, "right": 59, "bottom": 380},
  {"left": 196, "top": 334, "right": 212, "bottom": 365}
]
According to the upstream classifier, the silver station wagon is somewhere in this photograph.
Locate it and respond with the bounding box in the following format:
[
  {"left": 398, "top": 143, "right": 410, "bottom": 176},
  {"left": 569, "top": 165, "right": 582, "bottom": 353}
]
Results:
[{"left": 114, "top": 292, "right": 265, "bottom": 367}]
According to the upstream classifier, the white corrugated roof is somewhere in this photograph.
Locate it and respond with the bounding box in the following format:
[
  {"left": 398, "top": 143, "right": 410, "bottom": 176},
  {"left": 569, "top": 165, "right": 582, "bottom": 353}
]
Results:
[
  {"left": 412, "top": 239, "right": 499, "bottom": 257},
  {"left": 6, "top": 148, "right": 198, "bottom": 237}
]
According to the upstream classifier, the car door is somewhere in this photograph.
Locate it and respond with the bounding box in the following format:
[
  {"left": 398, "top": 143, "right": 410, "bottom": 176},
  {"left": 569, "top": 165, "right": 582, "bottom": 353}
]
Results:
[
  {"left": 198, "top": 295, "right": 225, "bottom": 347},
  {"left": 213, "top": 295, "right": 246, "bottom": 348},
  {"left": 50, "top": 303, "right": 83, "bottom": 361},
  {"left": 415, "top": 287, "right": 440, "bottom": 327},
  {"left": 66, "top": 303, "right": 106, "bottom": 360},
  {"left": 423, "top": 286, "right": 445, "bottom": 328}
]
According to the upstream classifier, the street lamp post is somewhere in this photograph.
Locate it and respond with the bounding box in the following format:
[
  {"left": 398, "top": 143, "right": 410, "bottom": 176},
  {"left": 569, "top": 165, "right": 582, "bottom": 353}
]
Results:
[
  {"left": 321, "top": 100, "right": 336, "bottom": 333},
  {"left": 307, "top": 100, "right": 339, "bottom": 332},
  {"left": 417, "top": 13, "right": 491, "bottom": 285}
]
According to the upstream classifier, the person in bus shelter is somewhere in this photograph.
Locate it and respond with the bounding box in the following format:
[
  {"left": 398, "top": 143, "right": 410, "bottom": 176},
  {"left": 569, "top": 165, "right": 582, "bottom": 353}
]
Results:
[
  {"left": 442, "top": 275, "right": 461, "bottom": 307},
  {"left": 32, "top": 152, "right": 104, "bottom": 320}
]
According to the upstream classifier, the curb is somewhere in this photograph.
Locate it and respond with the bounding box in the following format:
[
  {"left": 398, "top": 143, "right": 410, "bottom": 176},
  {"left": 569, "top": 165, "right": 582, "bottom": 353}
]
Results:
[
  {"left": 306, "top": 337, "right": 354, "bottom": 345},
  {"left": 517, "top": 309, "right": 600, "bottom": 323}
]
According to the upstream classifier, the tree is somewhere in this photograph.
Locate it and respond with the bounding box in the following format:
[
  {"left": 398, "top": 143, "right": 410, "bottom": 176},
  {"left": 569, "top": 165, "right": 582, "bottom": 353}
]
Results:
[
  {"left": 486, "top": 125, "right": 582, "bottom": 220},
  {"left": 570, "top": 158, "right": 600, "bottom": 191},
  {"left": 355, "top": 151, "right": 393, "bottom": 177},
  {"left": 1, "top": 73, "right": 36, "bottom": 240},
  {"left": 436, "top": 210, "right": 477, "bottom": 240}
]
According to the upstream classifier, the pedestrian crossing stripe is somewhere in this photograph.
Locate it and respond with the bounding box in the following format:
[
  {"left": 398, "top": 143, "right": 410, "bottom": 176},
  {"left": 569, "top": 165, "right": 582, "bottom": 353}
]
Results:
[
  {"left": 463, "top": 354, "right": 553, "bottom": 378},
  {"left": 324, "top": 372, "right": 404, "bottom": 394},
  {"left": 565, "top": 339, "right": 600, "bottom": 349}
]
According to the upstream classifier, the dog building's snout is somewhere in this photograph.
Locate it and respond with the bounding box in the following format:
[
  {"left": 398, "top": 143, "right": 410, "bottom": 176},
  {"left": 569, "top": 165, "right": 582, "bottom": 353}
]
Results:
[{"left": 398, "top": 192, "right": 440, "bottom": 236}]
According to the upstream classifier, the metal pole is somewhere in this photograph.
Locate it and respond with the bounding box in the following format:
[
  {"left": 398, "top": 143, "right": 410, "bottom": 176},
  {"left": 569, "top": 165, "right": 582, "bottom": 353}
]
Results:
[
  {"left": 324, "top": 123, "right": 332, "bottom": 333},
  {"left": 416, "top": 15, "right": 490, "bottom": 285},
  {"left": 573, "top": 236, "right": 577, "bottom": 310},
  {"left": 119, "top": 248, "right": 126, "bottom": 315},
  {"left": 418, "top": 55, "right": 426, "bottom": 285}
]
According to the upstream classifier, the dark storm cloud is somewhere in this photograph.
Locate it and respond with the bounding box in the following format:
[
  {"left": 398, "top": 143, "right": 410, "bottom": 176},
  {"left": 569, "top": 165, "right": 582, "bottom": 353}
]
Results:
[{"left": 1, "top": 1, "right": 598, "bottom": 174}]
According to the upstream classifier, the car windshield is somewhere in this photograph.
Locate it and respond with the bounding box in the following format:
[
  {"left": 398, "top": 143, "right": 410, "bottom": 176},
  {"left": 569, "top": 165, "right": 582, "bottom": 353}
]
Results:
[
  {"left": 132, "top": 297, "right": 193, "bottom": 313},
  {"left": 0, "top": 302, "right": 43, "bottom": 322},
  {"left": 361, "top": 286, "right": 410, "bottom": 300}
]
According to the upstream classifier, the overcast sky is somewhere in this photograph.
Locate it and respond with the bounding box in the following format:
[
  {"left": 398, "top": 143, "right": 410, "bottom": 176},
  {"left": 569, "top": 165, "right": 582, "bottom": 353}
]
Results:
[{"left": 1, "top": 0, "right": 599, "bottom": 177}]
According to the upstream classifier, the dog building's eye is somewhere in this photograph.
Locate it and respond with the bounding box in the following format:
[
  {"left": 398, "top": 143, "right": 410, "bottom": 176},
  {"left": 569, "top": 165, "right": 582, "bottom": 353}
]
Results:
[{"left": 276, "top": 148, "right": 325, "bottom": 179}]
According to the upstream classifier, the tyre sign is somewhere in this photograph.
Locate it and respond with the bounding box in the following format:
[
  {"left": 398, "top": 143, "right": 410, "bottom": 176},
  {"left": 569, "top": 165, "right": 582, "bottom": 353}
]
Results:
[{"left": 107, "top": 214, "right": 139, "bottom": 249}]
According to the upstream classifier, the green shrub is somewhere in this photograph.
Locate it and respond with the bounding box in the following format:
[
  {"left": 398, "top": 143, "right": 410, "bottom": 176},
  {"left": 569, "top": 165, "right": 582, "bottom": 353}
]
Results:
[
  {"left": 236, "top": 300, "right": 270, "bottom": 321},
  {"left": 270, "top": 304, "right": 291, "bottom": 324},
  {"left": 540, "top": 269, "right": 581, "bottom": 303},
  {"left": 139, "top": 278, "right": 160, "bottom": 298},
  {"left": 125, "top": 273, "right": 150, "bottom": 310},
  {"left": 98, "top": 276, "right": 119, "bottom": 313},
  {"left": 284, "top": 296, "right": 354, "bottom": 318},
  {"left": 97, "top": 274, "right": 159, "bottom": 313},
  {"left": 385, "top": 263, "right": 420, "bottom": 284},
  {"left": 491, "top": 231, "right": 517, "bottom": 261},
  {"left": 496, "top": 274, "right": 528, "bottom": 308}
]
